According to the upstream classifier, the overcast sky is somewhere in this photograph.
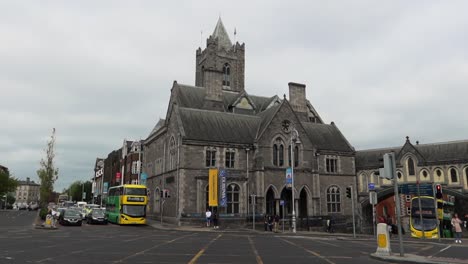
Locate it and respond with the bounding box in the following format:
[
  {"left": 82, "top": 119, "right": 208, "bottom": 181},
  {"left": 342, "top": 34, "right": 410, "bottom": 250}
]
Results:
[{"left": 1, "top": 1, "right": 467, "bottom": 192}]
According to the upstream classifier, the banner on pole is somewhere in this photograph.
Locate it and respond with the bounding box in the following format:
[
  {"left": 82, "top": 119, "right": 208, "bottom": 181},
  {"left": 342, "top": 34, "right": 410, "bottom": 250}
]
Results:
[
  {"left": 219, "top": 169, "right": 227, "bottom": 207},
  {"left": 208, "top": 168, "right": 218, "bottom": 206}
]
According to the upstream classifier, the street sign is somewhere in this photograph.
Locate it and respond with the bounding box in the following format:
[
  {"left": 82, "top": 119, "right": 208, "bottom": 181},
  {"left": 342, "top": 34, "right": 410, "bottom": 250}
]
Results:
[
  {"left": 219, "top": 170, "right": 227, "bottom": 207},
  {"left": 280, "top": 200, "right": 285, "bottom": 206},
  {"left": 398, "top": 183, "right": 433, "bottom": 196},
  {"left": 369, "top": 191, "right": 377, "bottom": 205},
  {"left": 368, "top": 183, "right": 375, "bottom": 191}
]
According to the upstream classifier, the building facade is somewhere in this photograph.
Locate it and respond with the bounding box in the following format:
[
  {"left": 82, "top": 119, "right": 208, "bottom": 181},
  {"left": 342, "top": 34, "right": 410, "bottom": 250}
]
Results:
[
  {"left": 356, "top": 137, "right": 468, "bottom": 232},
  {"left": 14, "top": 177, "right": 40, "bottom": 205},
  {"left": 143, "top": 18, "right": 357, "bottom": 228}
]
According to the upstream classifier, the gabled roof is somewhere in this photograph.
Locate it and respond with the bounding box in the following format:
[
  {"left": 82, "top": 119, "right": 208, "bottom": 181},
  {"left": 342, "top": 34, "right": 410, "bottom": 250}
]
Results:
[
  {"left": 414, "top": 140, "right": 468, "bottom": 163},
  {"left": 302, "top": 122, "right": 354, "bottom": 152},
  {"left": 147, "top": 118, "right": 166, "bottom": 139},
  {"left": 356, "top": 147, "right": 401, "bottom": 170},
  {"left": 178, "top": 107, "right": 259, "bottom": 144},
  {"left": 356, "top": 139, "right": 468, "bottom": 170},
  {"left": 212, "top": 17, "right": 232, "bottom": 50}
]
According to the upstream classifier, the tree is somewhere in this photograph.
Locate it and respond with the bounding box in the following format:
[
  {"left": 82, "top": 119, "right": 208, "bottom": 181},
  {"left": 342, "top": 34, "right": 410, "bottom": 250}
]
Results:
[
  {"left": 64, "top": 180, "right": 93, "bottom": 202},
  {"left": 6, "top": 194, "right": 16, "bottom": 205},
  {"left": 0, "top": 169, "right": 18, "bottom": 197},
  {"left": 37, "top": 128, "right": 59, "bottom": 207}
]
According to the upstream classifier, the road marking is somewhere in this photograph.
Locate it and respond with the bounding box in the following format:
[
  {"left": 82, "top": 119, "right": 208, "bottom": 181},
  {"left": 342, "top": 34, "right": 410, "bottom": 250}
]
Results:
[
  {"left": 438, "top": 245, "right": 451, "bottom": 253},
  {"left": 247, "top": 236, "right": 264, "bottom": 264},
  {"left": 280, "top": 238, "right": 335, "bottom": 264},
  {"left": 113, "top": 233, "right": 196, "bottom": 263},
  {"left": 188, "top": 234, "right": 223, "bottom": 264}
]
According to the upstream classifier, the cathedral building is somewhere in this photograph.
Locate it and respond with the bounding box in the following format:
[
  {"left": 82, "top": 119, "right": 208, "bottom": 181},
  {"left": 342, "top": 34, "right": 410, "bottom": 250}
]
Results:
[{"left": 143, "top": 18, "right": 357, "bottom": 228}]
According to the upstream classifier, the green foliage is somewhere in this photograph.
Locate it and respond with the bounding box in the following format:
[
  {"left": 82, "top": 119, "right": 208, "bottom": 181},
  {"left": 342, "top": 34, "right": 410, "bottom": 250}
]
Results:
[
  {"left": 6, "top": 194, "right": 15, "bottom": 205},
  {"left": 0, "top": 170, "right": 18, "bottom": 197},
  {"left": 37, "top": 128, "right": 59, "bottom": 207},
  {"left": 63, "top": 180, "right": 93, "bottom": 202},
  {"left": 39, "top": 207, "right": 48, "bottom": 220}
]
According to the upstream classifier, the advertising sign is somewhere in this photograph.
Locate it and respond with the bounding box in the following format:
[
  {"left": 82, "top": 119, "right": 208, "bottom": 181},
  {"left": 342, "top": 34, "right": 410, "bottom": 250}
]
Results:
[
  {"left": 285, "top": 167, "right": 292, "bottom": 188},
  {"left": 208, "top": 168, "right": 218, "bottom": 206},
  {"left": 219, "top": 170, "right": 227, "bottom": 207},
  {"left": 103, "top": 182, "right": 109, "bottom": 194}
]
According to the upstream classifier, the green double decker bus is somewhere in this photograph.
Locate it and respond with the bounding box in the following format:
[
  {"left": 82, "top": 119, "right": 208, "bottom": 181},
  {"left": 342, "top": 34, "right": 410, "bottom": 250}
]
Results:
[{"left": 106, "top": 184, "right": 147, "bottom": 225}]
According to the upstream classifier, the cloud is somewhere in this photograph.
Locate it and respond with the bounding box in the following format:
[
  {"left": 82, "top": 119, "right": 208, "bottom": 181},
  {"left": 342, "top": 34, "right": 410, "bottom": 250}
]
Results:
[{"left": 1, "top": 0, "right": 467, "bottom": 191}]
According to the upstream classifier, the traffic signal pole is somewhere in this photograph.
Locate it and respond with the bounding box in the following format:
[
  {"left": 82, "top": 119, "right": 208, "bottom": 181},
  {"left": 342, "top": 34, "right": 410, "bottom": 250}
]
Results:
[
  {"left": 433, "top": 183, "right": 441, "bottom": 242},
  {"left": 351, "top": 185, "right": 356, "bottom": 238},
  {"left": 389, "top": 152, "right": 405, "bottom": 257}
]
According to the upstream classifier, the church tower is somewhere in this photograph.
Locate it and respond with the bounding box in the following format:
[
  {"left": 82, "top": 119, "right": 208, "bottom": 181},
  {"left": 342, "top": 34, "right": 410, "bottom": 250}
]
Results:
[{"left": 195, "top": 18, "right": 245, "bottom": 93}]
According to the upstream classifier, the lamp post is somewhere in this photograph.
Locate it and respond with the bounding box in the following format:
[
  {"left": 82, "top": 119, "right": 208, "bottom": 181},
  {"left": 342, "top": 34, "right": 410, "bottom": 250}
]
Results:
[{"left": 290, "top": 128, "right": 300, "bottom": 233}]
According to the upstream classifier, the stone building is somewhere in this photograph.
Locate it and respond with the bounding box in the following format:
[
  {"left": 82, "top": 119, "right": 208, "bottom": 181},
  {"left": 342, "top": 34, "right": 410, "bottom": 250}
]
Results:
[
  {"left": 14, "top": 177, "right": 40, "bottom": 205},
  {"left": 143, "top": 18, "right": 357, "bottom": 228},
  {"left": 356, "top": 137, "right": 468, "bottom": 232}
]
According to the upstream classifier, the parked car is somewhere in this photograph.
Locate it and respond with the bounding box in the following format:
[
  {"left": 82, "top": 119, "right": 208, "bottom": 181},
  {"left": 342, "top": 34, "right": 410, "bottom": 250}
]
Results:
[
  {"left": 59, "top": 209, "right": 82, "bottom": 226},
  {"left": 86, "top": 208, "right": 108, "bottom": 225},
  {"left": 28, "top": 203, "right": 39, "bottom": 211}
]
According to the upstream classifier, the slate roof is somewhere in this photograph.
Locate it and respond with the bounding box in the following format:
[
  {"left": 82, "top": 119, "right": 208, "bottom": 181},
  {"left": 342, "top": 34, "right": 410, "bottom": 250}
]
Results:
[
  {"left": 176, "top": 83, "right": 273, "bottom": 114},
  {"left": 302, "top": 122, "right": 354, "bottom": 152},
  {"left": 356, "top": 140, "right": 468, "bottom": 170},
  {"left": 178, "top": 107, "right": 259, "bottom": 144},
  {"left": 355, "top": 147, "right": 401, "bottom": 170}
]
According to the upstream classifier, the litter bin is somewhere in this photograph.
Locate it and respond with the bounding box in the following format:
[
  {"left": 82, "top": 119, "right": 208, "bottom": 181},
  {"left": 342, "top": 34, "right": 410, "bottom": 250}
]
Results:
[{"left": 443, "top": 228, "right": 452, "bottom": 238}]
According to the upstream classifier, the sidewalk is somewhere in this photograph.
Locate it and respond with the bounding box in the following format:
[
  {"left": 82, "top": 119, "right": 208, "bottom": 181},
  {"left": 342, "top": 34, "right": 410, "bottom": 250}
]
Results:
[{"left": 147, "top": 219, "right": 468, "bottom": 264}]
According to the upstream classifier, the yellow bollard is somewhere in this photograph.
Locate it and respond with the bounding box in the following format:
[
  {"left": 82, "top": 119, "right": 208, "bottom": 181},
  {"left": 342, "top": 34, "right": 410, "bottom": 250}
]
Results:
[{"left": 375, "top": 223, "right": 391, "bottom": 256}]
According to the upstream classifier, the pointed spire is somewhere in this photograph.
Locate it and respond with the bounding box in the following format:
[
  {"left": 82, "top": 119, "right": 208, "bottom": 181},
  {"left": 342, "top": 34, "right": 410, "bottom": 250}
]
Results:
[{"left": 212, "top": 17, "right": 232, "bottom": 50}]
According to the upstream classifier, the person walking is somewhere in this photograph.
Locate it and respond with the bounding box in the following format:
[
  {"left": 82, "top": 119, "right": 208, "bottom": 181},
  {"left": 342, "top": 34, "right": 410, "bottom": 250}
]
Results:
[
  {"left": 451, "top": 213, "right": 463, "bottom": 243},
  {"left": 274, "top": 214, "right": 280, "bottom": 233},
  {"left": 205, "top": 209, "right": 212, "bottom": 227},
  {"left": 212, "top": 212, "right": 218, "bottom": 229}
]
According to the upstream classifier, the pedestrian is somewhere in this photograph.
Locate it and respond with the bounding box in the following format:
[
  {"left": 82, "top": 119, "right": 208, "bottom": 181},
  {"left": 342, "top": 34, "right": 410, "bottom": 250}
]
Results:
[
  {"left": 268, "top": 215, "right": 273, "bottom": 231},
  {"left": 212, "top": 212, "right": 218, "bottom": 229},
  {"left": 327, "top": 217, "right": 334, "bottom": 233},
  {"left": 451, "top": 213, "right": 463, "bottom": 243},
  {"left": 264, "top": 214, "right": 269, "bottom": 231},
  {"left": 205, "top": 209, "right": 212, "bottom": 227},
  {"left": 464, "top": 214, "right": 468, "bottom": 230},
  {"left": 386, "top": 218, "right": 392, "bottom": 238},
  {"left": 274, "top": 214, "right": 280, "bottom": 233}
]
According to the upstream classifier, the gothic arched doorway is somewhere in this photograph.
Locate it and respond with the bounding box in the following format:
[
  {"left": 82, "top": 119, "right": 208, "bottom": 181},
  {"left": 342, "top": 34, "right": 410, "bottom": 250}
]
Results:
[
  {"left": 280, "top": 188, "right": 292, "bottom": 218},
  {"left": 299, "top": 188, "right": 308, "bottom": 217},
  {"left": 265, "top": 187, "right": 276, "bottom": 216}
]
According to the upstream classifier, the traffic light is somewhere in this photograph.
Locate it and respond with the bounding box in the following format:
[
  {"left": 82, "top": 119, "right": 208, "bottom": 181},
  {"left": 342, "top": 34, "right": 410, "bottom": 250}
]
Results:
[
  {"left": 376, "top": 153, "right": 395, "bottom": 180},
  {"left": 435, "top": 184, "right": 443, "bottom": 199},
  {"left": 346, "top": 186, "right": 352, "bottom": 199}
]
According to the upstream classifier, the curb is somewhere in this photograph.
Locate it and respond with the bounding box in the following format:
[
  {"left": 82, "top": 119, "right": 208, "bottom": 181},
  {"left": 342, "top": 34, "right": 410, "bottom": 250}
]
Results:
[{"left": 370, "top": 253, "right": 456, "bottom": 264}]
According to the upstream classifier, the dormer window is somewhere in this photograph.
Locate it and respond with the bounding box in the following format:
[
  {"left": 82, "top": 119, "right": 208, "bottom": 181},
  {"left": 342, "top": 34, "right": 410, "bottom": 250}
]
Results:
[{"left": 223, "top": 63, "right": 230, "bottom": 86}]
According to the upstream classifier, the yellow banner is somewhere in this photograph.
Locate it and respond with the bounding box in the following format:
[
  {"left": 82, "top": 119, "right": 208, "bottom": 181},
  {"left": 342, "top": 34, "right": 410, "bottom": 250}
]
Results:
[{"left": 208, "top": 168, "right": 218, "bottom": 206}]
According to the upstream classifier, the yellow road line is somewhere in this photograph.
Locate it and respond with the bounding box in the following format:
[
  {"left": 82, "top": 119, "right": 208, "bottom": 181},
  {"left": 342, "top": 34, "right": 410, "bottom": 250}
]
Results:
[
  {"left": 188, "top": 234, "right": 223, "bottom": 264},
  {"left": 247, "top": 236, "right": 264, "bottom": 264},
  {"left": 280, "top": 238, "right": 335, "bottom": 264}
]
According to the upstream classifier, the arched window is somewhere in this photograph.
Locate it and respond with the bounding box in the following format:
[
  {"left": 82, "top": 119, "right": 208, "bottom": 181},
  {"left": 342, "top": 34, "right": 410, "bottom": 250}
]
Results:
[
  {"left": 288, "top": 145, "right": 300, "bottom": 167},
  {"left": 407, "top": 157, "right": 415, "bottom": 176},
  {"left": 273, "top": 138, "right": 284, "bottom": 167},
  {"left": 279, "top": 145, "right": 284, "bottom": 166},
  {"left": 226, "top": 184, "right": 240, "bottom": 214},
  {"left": 326, "top": 186, "right": 341, "bottom": 213},
  {"left": 169, "top": 137, "right": 176, "bottom": 170},
  {"left": 223, "top": 64, "right": 230, "bottom": 86},
  {"left": 273, "top": 144, "right": 278, "bottom": 166},
  {"left": 450, "top": 168, "right": 458, "bottom": 183}
]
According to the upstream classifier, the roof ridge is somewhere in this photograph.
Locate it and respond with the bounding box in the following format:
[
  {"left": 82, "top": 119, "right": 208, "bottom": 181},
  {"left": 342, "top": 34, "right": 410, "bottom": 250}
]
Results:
[{"left": 415, "top": 139, "right": 468, "bottom": 146}]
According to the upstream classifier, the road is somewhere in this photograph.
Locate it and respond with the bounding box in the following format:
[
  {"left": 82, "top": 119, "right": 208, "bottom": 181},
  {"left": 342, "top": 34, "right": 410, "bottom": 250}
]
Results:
[{"left": 0, "top": 210, "right": 467, "bottom": 263}]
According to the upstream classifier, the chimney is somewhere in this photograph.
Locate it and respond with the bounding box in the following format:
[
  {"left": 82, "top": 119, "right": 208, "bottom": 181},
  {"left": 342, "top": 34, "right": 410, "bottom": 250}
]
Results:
[
  {"left": 203, "top": 68, "right": 224, "bottom": 111},
  {"left": 288, "top": 82, "right": 307, "bottom": 113}
]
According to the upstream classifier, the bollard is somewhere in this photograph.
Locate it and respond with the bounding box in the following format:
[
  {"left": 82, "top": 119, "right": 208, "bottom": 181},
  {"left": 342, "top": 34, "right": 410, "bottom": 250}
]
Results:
[
  {"left": 44, "top": 214, "right": 53, "bottom": 228},
  {"left": 375, "top": 223, "right": 391, "bottom": 256}
]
